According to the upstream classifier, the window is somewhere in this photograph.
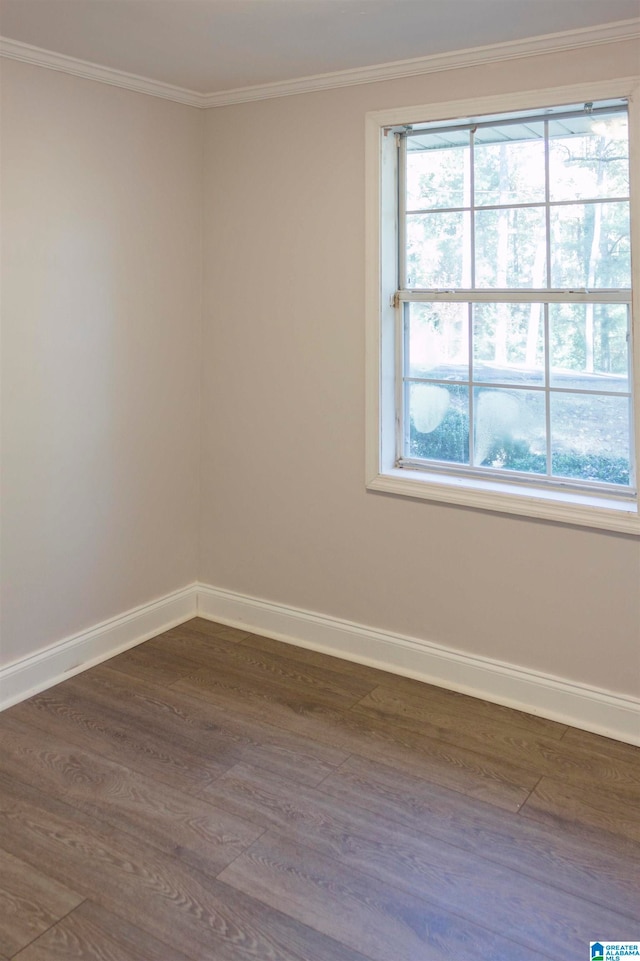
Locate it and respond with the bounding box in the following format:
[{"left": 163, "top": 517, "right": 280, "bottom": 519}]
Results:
[{"left": 366, "top": 81, "right": 640, "bottom": 534}]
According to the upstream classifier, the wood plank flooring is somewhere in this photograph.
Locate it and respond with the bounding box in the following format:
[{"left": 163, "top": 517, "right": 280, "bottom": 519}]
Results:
[{"left": 1, "top": 617, "right": 639, "bottom": 960}]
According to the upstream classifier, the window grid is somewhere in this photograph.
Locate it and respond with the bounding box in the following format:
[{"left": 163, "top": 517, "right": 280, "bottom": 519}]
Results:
[
  {"left": 405, "top": 197, "right": 630, "bottom": 218},
  {"left": 396, "top": 102, "right": 634, "bottom": 495},
  {"left": 400, "top": 304, "right": 634, "bottom": 495}
]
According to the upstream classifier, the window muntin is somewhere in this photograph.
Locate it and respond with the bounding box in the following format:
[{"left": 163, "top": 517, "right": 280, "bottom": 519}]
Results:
[{"left": 395, "top": 99, "right": 634, "bottom": 497}]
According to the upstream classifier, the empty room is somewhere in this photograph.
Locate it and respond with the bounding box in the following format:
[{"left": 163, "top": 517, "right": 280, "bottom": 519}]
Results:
[{"left": 1, "top": 2, "right": 639, "bottom": 959}]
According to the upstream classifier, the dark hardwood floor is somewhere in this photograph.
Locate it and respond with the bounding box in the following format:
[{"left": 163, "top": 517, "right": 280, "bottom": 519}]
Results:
[{"left": 1, "top": 616, "right": 639, "bottom": 960}]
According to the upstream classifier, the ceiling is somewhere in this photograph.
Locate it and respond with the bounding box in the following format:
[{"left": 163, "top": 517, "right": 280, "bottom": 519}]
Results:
[{"left": 0, "top": 0, "right": 638, "bottom": 95}]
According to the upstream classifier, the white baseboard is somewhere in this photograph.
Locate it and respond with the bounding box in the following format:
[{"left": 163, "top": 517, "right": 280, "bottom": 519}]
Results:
[
  {"left": 0, "top": 584, "right": 198, "bottom": 711},
  {"left": 3, "top": 579, "right": 638, "bottom": 746},
  {"left": 197, "top": 583, "right": 640, "bottom": 747}
]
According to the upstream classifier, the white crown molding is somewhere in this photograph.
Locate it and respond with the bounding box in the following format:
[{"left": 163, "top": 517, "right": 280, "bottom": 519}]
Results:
[
  {"left": 2, "top": 19, "right": 639, "bottom": 109},
  {"left": 200, "top": 18, "right": 640, "bottom": 107},
  {"left": 196, "top": 583, "right": 640, "bottom": 746},
  {"left": 0, "top": 584, "right": 198, "bottom": 710},
  {"left": 0, "top": 36, "right": 207, "bottom": 107}
]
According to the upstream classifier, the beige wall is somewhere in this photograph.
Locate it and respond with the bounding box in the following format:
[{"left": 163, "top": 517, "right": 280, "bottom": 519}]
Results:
[
  {"left": 2, "top": 41, "right": 638, "bottom": 699},
  {"left": 200, "top": 40, "right": 640, "bottom": 698},
  {"left": 1, "top": 60, "right": 202, "bottom": 666}
]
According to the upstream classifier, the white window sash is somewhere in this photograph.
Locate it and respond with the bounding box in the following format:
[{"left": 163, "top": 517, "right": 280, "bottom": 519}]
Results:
[{"left": 365, "top": 77, "right": 640, "bottom": 535}]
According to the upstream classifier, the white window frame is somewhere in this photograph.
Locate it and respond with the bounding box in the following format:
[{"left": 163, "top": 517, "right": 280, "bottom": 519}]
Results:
[{"left": 365, "top": 78, "right": 640, "bottom": 535}]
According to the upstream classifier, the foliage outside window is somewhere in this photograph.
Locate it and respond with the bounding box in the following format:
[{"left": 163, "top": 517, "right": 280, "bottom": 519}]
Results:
[{"left": 367, "top": 85, "right": 640, "bottom": 533}]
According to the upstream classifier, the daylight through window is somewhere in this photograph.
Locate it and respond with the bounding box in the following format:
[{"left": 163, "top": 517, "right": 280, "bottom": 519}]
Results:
[{"left": 392, "top": 98, "right": 635, "bottom": 500}]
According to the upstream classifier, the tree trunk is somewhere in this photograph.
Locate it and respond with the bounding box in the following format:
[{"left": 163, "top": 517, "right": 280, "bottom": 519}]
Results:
[
  {"left": 494, "top": 145, "right": 510, "bottom": 365},
  {"left": 584, "top": 138, "right": 606, "bottom": 372},
  {"left": 526, "top": 238, "right": 546, "bottom": 366}
]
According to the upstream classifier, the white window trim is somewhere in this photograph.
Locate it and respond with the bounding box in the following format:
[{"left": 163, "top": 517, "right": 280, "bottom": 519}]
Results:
[{"left": 365, "top": 78, "right": 640, "bottom": 536}]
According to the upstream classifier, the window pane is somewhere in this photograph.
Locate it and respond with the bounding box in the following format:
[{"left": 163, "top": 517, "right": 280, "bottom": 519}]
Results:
[
  {"left": 406, "top": 212, "right": 471, "bottom": 288},
  {"left": 407, "top": 303, "right": 469, "bottom": 379},
  {"left": 473, "top": 303, "right": 545, "bottom": 385},
  {"left": 550, "top": 201, "right": 631, "bottom": 288},
  {"left": 408, "top": 383, "right": 469, "bottom": 464},
  {"left": 406, "top": 137, "right": 469, "bottom": 210},
  {"left": 548, "top": 112, "right": 630, "bottom": 202},
  {"left": 474, "top": 124, "right": 545, "bottom": 206},
  {"left": 550, "top": 393, "right": 631, "bottom": 485},
  {"left": 549, "top": 303, "right": 630, "bottom": 392},
  {"left": 473, "top": 388, "right": 546, "bottom": 472},
  {"left": 475, "top": 207, "right": 546, "bottom": 287}
]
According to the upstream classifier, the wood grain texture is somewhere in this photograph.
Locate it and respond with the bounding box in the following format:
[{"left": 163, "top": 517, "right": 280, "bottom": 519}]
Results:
[
  {"left": 218, "top": 832, "right": 550, "bottom": 961},
  {"left": 173, "top": 671, "right": 539, "bottom": 811},
  {"left": 354, "top": 686, "right": 640, "bottom": 796},
  {"left": 238, "top": 631, "right": 563, "bottom": 738},
  {"left": 238, "top": 631, "right": 409, "bottom": 687},
  {"left": 173, "top": 617, "right": 255, "bottom": 642},
  {"left": 521, "top": 774, "right": 640, "bottom": 842},
  {"left": 0, "top": 773, "right": 369, "bottom": 961},
  {"left": 356, "top": 678, "right": 568, "bottom": 739},
  {"left": 104, "top": 644, "right": 205, "bottom": 687},
  {"left": 561, "top": 724, "right": 640, "bottom": 764},
  {"left": 0, "top": 714, "right": 263, "bottom": 880},
  {"left": 103, "top": 623, "right": 265, "bottom": 687},
  {"left": 150, "top": 625, "right": 377, "bottom": 701},
  {"left": 1, "top": 617, "right": 639, "bottom": 961},
  {"left": 318, "top": 752, "right": 640, "bottom": 919},
  {"left": 8, "top": 682, "right": 235, "bottom": 793},
  {"left": 168, "top": 659, "right": 362, "bottom": 713},
  {"left": 68, "top": 663, "right": 349, "bottom": 786},
  {"left": 202, "top": 761, "right": 639, "bottom": 954},
  {"left": 12, "top": 900, "right": 195, "bottom": 961},
  {"left": 0, "top": 848, "right": 82, "bottom": 957}
]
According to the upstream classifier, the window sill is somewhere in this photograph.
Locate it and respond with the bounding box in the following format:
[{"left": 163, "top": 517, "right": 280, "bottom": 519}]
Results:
[{"left": 367, "top": 467, "right": 640, "bottom": 535}]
